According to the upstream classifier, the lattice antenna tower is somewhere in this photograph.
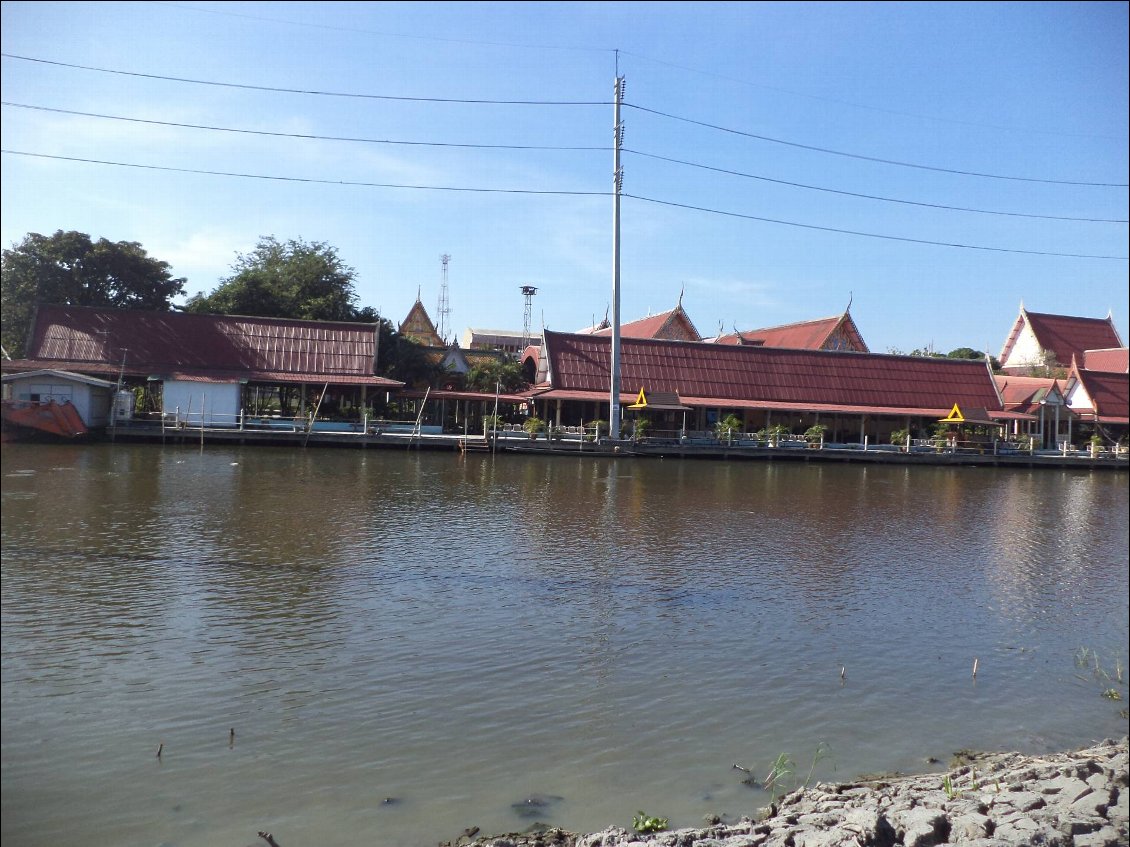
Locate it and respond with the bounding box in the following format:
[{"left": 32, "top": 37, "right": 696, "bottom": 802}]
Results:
[
  {"left": 437, "top": 254, "right": 452, "bottom": 344},
  {"left": 521, "top": 285, "right": 538, "bottom": 351}
]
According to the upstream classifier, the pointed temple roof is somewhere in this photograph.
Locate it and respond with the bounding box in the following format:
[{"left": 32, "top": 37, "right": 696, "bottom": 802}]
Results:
[
  {"left": 999, "top": 308, "right": 1124, "bottom": 372},
  {"left": 993, "top": 374, "right": 1066, "bottom": 416},
  {"left": 8, "top": 304, "right": 403, "bottom": 387},
  {"left": 1066, "top": 364, "right": 1130, "bottom": 425},
  {"left": 584, "top": 303, "right": 702, "bottom": 342},
  {"left": 398, "top": 299, "right": 444, "bottom": 347},
  {"left": 713, "top": 311, "right": 869, "bottom": 353}
]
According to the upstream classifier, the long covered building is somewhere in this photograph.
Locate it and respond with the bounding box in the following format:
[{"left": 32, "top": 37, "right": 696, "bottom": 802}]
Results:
[
  {"left": 4, "top": 304, "right": 404, "bottom": 426},
  {"left": 527, "top": 330, "right": 1017, "bottom": 443}
]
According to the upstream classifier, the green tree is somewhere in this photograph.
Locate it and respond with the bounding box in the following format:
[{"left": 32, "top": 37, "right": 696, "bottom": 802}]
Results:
[
  {"left": 946, "top": 347, "right": 1002, "bottom": 371},
  {"left": 374, "top": 317, "right": 444, "bottom": 388},
  {"left": 1, "top": 230, "right": 185, "bottom": 357},
  {"left": 183, "top": 236, "right": 366, "bottom": 321},
  {"left": 465, "top": 358, "right": 528, "bottom": 393}
]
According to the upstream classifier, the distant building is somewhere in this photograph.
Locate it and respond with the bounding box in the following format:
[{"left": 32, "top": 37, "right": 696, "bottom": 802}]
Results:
[
  {"left": 999, "top": 306, "right": 1124, "bottom": 374},
  {"left": 461, "top": 328, "right": 528, "bottom": 357}
]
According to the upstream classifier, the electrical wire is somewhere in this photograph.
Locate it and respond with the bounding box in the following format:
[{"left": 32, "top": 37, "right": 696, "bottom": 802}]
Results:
[
  {"left": 623, "top": 102, "right": 1129, "bottom": 187},
  {"left": 5, "top": 149, "right": 1123, "bottom": 260},
  {"left": 622, "top": 193, "right": 1129, "bottom": 260},
  {"left": 0, "top": 150, "right": 608, "bottom": 196},
  {"left": 0, "top": 53, "right": 606, "bottom": 105},
  {"left": 6, "top": 52, "right": 1123, "bottom": 185},
  {"left": 1, "top": 102, "right": 608, "bottom": 151},
  {"left": 6, "top": 102, "right": 1119, "bottom": 222},
  {"left": 624, "top": 149, "right": 1127, "bottom": 223}
]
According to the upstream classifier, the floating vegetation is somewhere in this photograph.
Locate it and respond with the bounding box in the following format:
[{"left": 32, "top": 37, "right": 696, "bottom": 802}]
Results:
[{"left": 632, "top": 811, "right": 669, "bottom": 834}]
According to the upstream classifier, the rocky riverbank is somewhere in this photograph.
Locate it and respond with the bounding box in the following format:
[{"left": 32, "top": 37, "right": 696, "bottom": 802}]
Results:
[{"left": 451, "top": 737, "right": 1127, "bottom": 847}]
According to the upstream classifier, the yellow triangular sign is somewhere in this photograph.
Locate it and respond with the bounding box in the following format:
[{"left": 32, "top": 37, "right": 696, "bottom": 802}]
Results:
[
  {"left": 634, "top": 388, "right": 648, "bottom": 407},
  {"left": 942, "top": 403, "right": 965, "bottom": 422}
]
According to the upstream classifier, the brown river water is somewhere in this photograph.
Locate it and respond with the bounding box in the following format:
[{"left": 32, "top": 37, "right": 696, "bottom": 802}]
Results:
[{"left": 2, "top": 443, "right": 1127, "bottom": 846}]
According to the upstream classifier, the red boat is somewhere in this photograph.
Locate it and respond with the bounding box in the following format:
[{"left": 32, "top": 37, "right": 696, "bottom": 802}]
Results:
[{"left": 1, "top": 399, "right": 89, "bottom": 441}]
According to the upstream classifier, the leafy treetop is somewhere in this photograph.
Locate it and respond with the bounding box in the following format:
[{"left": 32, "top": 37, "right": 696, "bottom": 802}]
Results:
[
  {"left": 1, "top": 230, "right": 186, "bottom": 358},
  {"left": 183, "top": 236, "right": 374, "bottom": 323}
]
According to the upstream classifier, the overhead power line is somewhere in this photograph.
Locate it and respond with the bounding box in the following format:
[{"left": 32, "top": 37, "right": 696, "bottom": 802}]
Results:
[
  {"left": 0, "top": 150, "right": 608, "bottom": 196},
  {"left": 1, "top": 102, "right": 608, "bottom": 152},
  {"left": 623, "top": 193, "right": 1128, "bottom": 260},
  {"left": 4, "top": 149, "right": 1124, "bottom": 260},
  {"left": 7, "top": 52, "right": 1123, "bottom": 186},
  {"left": 624, "top": 149, "right": 1128, "bottom": 223},
  {"left": 618, "top": 49, "right": 1124, "bottom": 142},
  {"left": 623, "top": 102, "right": 1129, "bottom": 188},
  {"left": 0, "top": 53, "right": 606, "bottom": 105},
  {"left": 6, "top": 102, "right": 1119, "bottom": 223}
]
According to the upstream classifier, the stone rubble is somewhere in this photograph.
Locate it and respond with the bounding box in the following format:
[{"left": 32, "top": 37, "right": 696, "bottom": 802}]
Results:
[{"left": 457, "top": 737, "right": 1127, "bottom": 847}]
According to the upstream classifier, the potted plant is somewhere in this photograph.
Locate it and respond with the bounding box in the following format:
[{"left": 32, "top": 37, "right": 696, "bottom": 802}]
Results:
[
  {"left": 1088, "top": 433, "right": 1103, "bottom": 457},
  {"left": 804, "top": 423, "right": 828, "bottom": 448},
  {"left": 890, "top": 428, "right": 910, "bottom": 452},
  {"left": 932, "top": 423, "right": 950, "bottom": 453},
  {"left": 585, "top": 420, "right": 608, "bottom": 442},
  {"left": 483, "top": 414, "right": 503, "bottom": 435},
  {"left": 757, "top": 423, "right": 789, "bottom": 447},
  {"left": 523, "top": 416, "right": 545, "bottom": 440},
  {"left": 715, "top": 413, "right": 743, "bottom": 444},
  {"left": 632, "top": 417, "right": 651, "bottom": 441}
]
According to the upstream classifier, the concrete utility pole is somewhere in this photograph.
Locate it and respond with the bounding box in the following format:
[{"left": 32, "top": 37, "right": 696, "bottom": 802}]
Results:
[{"left": 610, "top": 75, "right": 625, "bottom": 440}]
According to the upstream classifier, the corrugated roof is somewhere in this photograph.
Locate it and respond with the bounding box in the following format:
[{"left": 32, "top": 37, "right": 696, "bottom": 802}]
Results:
[
  {"left": 543, "top": 330, "right": 1002, "bottom": 413},
  {"left": 25, "top": 305, "right": 403, "bottom": 387}
]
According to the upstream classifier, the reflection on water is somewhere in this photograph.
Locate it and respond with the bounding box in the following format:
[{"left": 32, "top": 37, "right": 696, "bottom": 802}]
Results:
[{"left": 2, "top": 444, "right": 1127, "bottom": 847}]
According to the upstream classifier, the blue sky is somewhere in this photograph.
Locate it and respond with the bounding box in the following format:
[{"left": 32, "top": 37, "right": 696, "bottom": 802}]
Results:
[{"left": 2, "top": 1, "right": 1127, "bottom": 355}]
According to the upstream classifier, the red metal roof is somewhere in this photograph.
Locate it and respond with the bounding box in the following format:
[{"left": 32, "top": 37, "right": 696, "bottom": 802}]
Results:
[
  {"left": 589, "top": 306, "right": 702, "bottom": 341},
  {"left": 713, "top": 312, "right": 869, "bottom": 353},
  {"left": 542, "top": 331, "right": 1003, "bottom": 414},
  {"left": 1070, "top": 369, "right": 1130, "bottom": 424},
  {"left": 1004, "top": 310, "right": 1124, "bottom": 369},
  {"left": 1083, "top": 347, "right": 1129, "bottom": 373},
  {"left": 24, "top": 305, "right": 403, "bottom": 387},
  {"left": 993, "top": 375, "right": 1065, "bottom": 414}
]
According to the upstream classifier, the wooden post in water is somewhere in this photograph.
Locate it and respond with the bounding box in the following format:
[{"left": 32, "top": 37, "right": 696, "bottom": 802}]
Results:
[{"left": 303, "top": 383, "right": 329, "bottom": 448}]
